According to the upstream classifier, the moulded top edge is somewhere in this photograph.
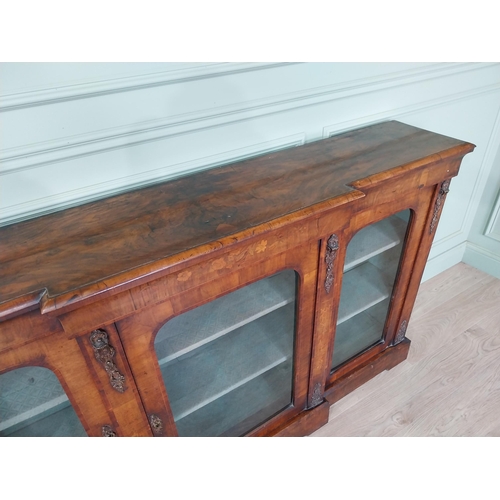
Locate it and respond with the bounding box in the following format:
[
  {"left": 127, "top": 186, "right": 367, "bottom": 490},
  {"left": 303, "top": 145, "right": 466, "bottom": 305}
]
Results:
[{"left": 0, "top": 121, "right": 474, "bottom": 318}]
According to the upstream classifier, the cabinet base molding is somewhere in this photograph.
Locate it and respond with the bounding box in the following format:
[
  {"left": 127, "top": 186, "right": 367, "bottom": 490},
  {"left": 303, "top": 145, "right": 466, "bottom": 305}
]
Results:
[
  {"left": 325, "top": 338, "right": 411, "bottom": 406},
  {"left": 269, "top": 401, "right": 330, "bottom": 437}
]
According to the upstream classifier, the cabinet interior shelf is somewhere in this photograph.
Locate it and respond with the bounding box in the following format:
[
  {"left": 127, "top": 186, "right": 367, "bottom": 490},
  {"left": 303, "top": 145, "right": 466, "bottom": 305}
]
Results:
[
  {"left": 0, "top": 366, "right": 73, "bottom": 436},
  {"left": 176, "top": 362, "right": 292, "bottom": 437},
  {"left": 332, "top": 299, "right": 388, "bottom": 369},
  {"left": 344, "top": 215, "right": 407, "bottom": 272},
  {"left": 161, "top": 303, "right": 294, "bottom": 422},
  {"left": 338, "top": 214, "right": 407, "bottom": 325},
  {"left": 155, "top": 271, "right": 295, "bottom": 365},
  {"left": 338, "top": 262, "right": 393, "bottom": 325}
]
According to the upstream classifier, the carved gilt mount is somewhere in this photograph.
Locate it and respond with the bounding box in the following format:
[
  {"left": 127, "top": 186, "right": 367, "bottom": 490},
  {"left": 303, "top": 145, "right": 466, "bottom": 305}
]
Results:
[
  {"left": 430, "top": 179, "right": 451, "bottom": 234},
  {"left": 394, "top": 320, "right": 408, "bottom": 345},
  {"left": 149, "top": 414, "right": 163, "bottom": 435},
  {"left": 324, "top": 234, "right": 339, "bottom": 294},
  {"left": 101, "top": 425, "right": 117, "bottom": 437},
  {"left": 310, "top": 382, "right": 323, "bottom": 408},
  {"left": 89, "top": 329, "right": 127, "bottom": 393}
]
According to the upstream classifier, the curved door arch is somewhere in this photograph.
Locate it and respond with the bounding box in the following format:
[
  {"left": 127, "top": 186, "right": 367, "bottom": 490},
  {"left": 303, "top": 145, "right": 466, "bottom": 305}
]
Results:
[{"left": 116, "top": 239, "right": 319, "bottom": 436}]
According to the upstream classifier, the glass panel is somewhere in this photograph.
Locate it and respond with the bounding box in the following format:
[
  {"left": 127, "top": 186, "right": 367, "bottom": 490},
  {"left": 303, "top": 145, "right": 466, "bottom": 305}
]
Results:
[
  {"left": 154, "top": 269, "right": 297, "bottom": 437},
  {"left": 0, "top": 366, "right": 86, "bottom": 437},
  {"left": 332, "top": 210, "right": 411, "bottom": 370}
]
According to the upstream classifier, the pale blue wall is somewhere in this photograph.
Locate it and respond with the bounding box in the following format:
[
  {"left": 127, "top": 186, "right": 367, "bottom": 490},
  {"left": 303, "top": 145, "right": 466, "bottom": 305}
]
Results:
[
  {"left": 1, "top": 62, "right": 500, "bottom": 280},
  {"left": 463, "top": 141, "right": 500, "bottom": 278}
]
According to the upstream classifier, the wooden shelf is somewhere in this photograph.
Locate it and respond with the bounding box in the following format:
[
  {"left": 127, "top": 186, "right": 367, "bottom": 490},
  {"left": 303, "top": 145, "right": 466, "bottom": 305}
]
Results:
[
  {"left": 332, "top": 299, "right": 388, "bottom": 369},
  {"left": 3, "top": 405, "right": 86, "bottom": 437},
  {"left": 344, "top": 215, "right": 407, "bottom": 272},
  {"left": 0, "top": 366, "right": 84, "bottom": 436},
  {"left": 161, "top": 303, "right": 295, "bottom": 422},
  {"left": 155, "top": 270, "right": 295, "bottom": 364},
  {"left": 176, "top": 361, "right": 292, "bottom": 437},
  {"left": 337, "top": 262, "right": 392, "bottom": 325}
]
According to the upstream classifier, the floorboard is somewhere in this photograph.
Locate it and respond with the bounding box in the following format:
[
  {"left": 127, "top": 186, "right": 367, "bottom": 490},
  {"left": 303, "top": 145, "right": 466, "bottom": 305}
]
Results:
[{"left": 310, "top": 263, "right": 500, "bottom": 437}]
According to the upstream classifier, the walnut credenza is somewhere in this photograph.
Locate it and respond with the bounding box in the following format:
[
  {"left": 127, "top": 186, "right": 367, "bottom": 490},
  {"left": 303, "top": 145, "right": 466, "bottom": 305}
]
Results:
[{"left": 0, "top": 121, "right": 475, "bottom": 437}]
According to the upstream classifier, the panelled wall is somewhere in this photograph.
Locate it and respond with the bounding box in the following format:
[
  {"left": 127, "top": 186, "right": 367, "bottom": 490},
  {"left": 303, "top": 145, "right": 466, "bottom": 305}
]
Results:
[
  {"left": 464, "top": 126, "right": 500, "bottom": 279},
  {"left": 1, "top": 62, "right": 500, "bottom": 281}
]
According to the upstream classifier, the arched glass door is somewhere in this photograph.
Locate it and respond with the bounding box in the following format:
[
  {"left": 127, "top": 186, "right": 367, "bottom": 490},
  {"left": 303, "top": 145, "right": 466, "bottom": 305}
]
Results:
[
  {"left": 154, "top": 269, "right": 298, "bottom": 436},
  {"left": 332, "top": 210, "right": 411, "bottom": 370}
]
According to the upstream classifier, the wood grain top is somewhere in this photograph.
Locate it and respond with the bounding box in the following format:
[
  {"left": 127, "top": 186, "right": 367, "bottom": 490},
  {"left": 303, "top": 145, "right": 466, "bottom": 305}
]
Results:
[{"left": 0, "top": 121, "right": 474, "bottom": 319}]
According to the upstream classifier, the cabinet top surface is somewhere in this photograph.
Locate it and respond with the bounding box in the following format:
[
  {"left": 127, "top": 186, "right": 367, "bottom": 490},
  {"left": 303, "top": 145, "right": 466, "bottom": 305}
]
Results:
[{"left": 0, "top": 121, "right": 474, "bottom": 318}]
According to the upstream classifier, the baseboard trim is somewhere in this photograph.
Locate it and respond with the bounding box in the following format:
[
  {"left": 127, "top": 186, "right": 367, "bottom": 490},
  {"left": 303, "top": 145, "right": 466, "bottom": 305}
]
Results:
[
  {"left": 463, "top": 242, "right": 500, "bottom": 279},
  {"left": 0, "top": 63, "right": 297, "bottom": 112},
  {"left": 422, "top": 241, "right": 467, "bottom": 282}
]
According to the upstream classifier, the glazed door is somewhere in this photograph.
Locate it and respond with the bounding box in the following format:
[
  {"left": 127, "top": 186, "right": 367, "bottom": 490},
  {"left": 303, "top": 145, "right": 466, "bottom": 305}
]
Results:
[
  {"left": 116, "top": 238, "right": 318, "bottom": 436},
  {"left": 330, "top": 209, "right": 411, "bottom": 371},
  {"left": 0, "top": 312, "right": 151, "bottom": 437},
  {"left": 306, "top": 207, "right": 415, "bottom": 405},
  {"left": 154, "top": 268, "right": 296, "bottom": 436}
]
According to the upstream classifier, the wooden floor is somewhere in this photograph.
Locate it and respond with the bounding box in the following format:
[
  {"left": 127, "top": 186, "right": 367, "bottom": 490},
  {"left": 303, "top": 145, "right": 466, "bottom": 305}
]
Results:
[{"left": 310, "top": 262, "right": 500, "bottom": 437}]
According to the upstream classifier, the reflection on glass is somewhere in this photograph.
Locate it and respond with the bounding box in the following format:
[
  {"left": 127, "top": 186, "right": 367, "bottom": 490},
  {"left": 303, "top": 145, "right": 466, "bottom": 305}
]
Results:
[
  {"left": 332, "top": 210, "right": 410, "bottom": 370},
  {"left": 0, "top": 366, "right": 86, "bottom": 437},
  {"left": 154, "top": 270, "right": 297, "bottom": 436}
]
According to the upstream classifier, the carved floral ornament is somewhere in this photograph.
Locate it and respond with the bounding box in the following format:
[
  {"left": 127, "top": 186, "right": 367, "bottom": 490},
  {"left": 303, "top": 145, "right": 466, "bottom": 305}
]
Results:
[
  {"left": 149, "top": 414, "right": 163, "bottom": 435},
  {"left": 394, "top": 320, "right": 408, "bottom": 345},
  {"left": 310, "top": 382, "right": 323, "bottom": 408},
  {"left": 101, "top": 425, "right": 117, "bottom": 437},
  {"left": 89, "top": 329, "right": 127, "bottom": 393},
  {"left": 324, "top": 234, "right": 339, "bottom": 294},
  {"left": 430, "top": 179, "right": 451, "bottom": 234}
]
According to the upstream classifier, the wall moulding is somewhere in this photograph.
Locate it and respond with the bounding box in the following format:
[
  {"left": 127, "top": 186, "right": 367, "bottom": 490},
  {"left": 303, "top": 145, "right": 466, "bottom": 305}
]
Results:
[
  {"left": 483, "top": 106, "right": 500, "bottom": 243},
  {"left": 1, "top": 63, "right": 498, "bottom": 177},
  {"left": 0, "top": 63, "right": 297, "bottom": 112},
  {"left": 0, "top": 134, "right": 306, "bottom": 227},
  {"left": 470, "top": 103, "right": 500, "bottom": 243},
  {"left": 323, "top": 81, "right": 500, "bottom": 140},
  {"left": 484, "top": 190, "right": 500, "bottom": 242},
  {"left": 1, "top": 62, "right": 490, "bottom": 114}
]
